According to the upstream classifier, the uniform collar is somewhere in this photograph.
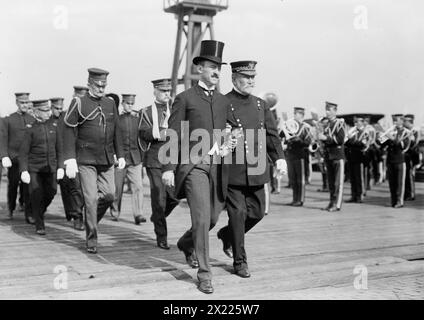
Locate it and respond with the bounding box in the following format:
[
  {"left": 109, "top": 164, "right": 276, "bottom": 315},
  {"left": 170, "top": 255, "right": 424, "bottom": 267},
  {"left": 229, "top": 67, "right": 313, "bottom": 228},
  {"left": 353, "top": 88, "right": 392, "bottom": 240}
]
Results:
[{"left": 198, "top": 80, "right": 216, "bottom": 92}]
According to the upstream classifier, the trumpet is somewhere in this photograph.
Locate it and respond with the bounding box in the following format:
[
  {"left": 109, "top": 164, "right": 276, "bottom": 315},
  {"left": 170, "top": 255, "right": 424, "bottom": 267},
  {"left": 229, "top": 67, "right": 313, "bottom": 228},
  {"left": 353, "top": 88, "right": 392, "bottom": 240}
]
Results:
[{"left": 378, "top": 125, "right": 396, "bottom": 144}]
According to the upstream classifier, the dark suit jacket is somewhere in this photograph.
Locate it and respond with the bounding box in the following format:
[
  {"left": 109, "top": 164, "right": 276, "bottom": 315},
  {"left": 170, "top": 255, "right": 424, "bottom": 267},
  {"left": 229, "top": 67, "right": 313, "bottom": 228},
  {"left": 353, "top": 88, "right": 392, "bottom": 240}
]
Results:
[
  {"left": 63, "top": 95, "right": 124, "bottom": 166},
  {"left": 380, "top": 127, "right": 410, "bottom": 164},
  {"left": 226, "top": 90, "right": 284, "bottom": 186},
  {"left": 0, "top": 112, "right": 35, "bottom": 162},
  {"left": 139, "top": 103, "right": 168, "bottom": 169},
  {"left": 19, "top": 118, "right": 63, "bottom": 173},
  {"left": 162, "top": 84, "right": 232, "bottom": 199},
  {"left": 118, "top": 113, "right": 143, "bottom": 166},
  {"left": 322, "top": 118, "right": 346, "bottom": 160}
]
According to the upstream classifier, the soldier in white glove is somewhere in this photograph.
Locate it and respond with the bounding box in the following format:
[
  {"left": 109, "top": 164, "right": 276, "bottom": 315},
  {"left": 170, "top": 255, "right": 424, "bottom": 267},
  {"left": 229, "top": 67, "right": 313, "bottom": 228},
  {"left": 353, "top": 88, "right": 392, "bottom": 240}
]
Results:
[
  {"left": 18, "top": 100, "right": 63, "bottom": 235},
  {"left": 0, "top": 93, "right": 35, "bottom": 221},
  {"left": 62, "top": 68, "right": 124, "bottom": 254}
]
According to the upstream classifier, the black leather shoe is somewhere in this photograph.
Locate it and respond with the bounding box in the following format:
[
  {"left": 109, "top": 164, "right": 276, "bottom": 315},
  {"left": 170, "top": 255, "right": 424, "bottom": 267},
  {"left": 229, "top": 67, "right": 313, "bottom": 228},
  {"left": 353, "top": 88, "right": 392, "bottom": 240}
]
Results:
[
  {"left": 157, "top": 241, "right": 170, "bottom": 250},
  {"left": 217, "top": 230, "right": 233, "bottom": 258},
  {"left": 235, "top": 268, "right": 251, "bottom": 278},
  {"left": 197, "top": 280, "right": 214, "bottom": 294},
  {"left": 405, "top": 197, "right": 415, "bottom": 201},
  {"left": 135, "top": 216, "right": 147, "bottom": 225},
  {"left": 87, "top": 247, "right": 97, "bottom": 254},
  {"left": 26, "top": 216, "right": 35, "bottom": 225},
  {"left": 345, "top": 198, "right": 357, "bottom": 203},
  {"left": 184, "top": 251, "right": 199, "bottom": 268},
  {"left": 321, "top": 203, "right": 333, "bottom": 211},
  {"left": 73, "top": 218, "right": 85, "bottom": 231},
  {"left": 8, "top": 210, "right": 13, "bottom": 220},
  {"left": 393, "top": 203, "right": 403, "bottom": 209},
  {"left": 292, "top": 201, "right": 303, "bottom": 207},
  {"left": 36, "top": 229, "right": 46, "bottom": 236},
  {"left": 327, "top": 206, "right": 340, "bottom": 212}
]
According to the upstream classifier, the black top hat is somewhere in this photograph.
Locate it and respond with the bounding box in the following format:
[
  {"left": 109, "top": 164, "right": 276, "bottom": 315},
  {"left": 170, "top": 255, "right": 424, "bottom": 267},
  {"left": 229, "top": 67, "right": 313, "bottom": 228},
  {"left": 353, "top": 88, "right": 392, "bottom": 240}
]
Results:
[{"left": 193, "top": 40, "right": 226, "bottom": 65}]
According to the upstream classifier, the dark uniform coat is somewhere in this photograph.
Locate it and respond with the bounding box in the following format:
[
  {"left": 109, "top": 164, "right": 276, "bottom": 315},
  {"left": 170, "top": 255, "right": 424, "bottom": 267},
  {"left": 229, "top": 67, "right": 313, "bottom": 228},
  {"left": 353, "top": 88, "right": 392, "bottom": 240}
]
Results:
[
  {"left": 117, "top": 112, "right": 143, "bottom": 166},
  {"left": 63, "top": 94, "right": 124, "bottom": 165}
]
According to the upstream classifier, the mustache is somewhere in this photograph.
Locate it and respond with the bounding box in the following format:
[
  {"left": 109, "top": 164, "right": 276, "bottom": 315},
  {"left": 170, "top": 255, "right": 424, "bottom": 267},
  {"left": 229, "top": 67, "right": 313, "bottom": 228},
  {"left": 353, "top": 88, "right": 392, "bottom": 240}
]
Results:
[{"left": 211, "top": 74, "right": 219, "bottom": 78}]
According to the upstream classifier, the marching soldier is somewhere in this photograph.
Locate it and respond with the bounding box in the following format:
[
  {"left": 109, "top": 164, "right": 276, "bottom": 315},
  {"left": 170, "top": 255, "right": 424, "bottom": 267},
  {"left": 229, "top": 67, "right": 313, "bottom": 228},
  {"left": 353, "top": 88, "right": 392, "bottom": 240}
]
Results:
[
  {"left": 378, "top": 114, "right": 411, "bottom": 208},
  {"left": 111, "top": 94, "right": 146, "bottom": 225},
  {"left": 0, "top": 93, "right": 35, "bottom": 223},
  {"left": 19, "top": 100, "right": 64, "bottom": 235},
  {"left": 345, "top": 115, "right": 367, "bottom": 203},
  {"left": 139, "top": 79, "right": 179, "bottom": 250},
  {"left": 63, "top": 68, "right": 125, "bottom": 254},
  {"left": 162, "top": 40, "right": 235, "bottom": 294},
  {"left": 283, "top": 107, "right": 312, "bottom": 206},
  {"left": 51, "top": 97, "right": 84, "bottom": 230},
  {"left": 216, "top": 60, "right": 286, "bottom": 278},
  {"left": 318, "top": 102, "right": 346, "bottom": 212},
  {"left": 403, "top": 114, "right": 420, "bottom": 201},
  {"left": 316, "top": 117, "right": 329, "bottom": 192}
]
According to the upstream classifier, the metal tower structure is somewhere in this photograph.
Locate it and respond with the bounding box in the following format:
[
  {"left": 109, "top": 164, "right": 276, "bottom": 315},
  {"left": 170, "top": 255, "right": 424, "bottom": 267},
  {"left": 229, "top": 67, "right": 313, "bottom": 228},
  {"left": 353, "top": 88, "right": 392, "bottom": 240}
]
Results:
[{"left": 164, "top": 0, "right": 229, "bottom": 96}]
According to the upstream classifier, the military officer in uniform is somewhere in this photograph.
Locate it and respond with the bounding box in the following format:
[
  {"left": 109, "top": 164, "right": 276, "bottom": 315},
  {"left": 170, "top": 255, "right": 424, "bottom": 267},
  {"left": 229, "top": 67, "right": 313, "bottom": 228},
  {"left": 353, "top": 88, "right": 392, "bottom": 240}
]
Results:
[
  {"left": 319, "top": 102, "right": 346, "bottom": 212},
  {"left": 63, "top": 68, "right": 125, "bottom": 254},
  {"left": 111, "top": 94, "right": 146, "bottom": 224},
  {"left": 139, "top": 79, "right": 179, "bottom": 250},
  {"left": 282, "top": 107, "right": 312, "bottom": 207},
  {"left": 345, "top": 115, "right": 367, "bottom": 203},
  {"left": 0, "top": 93, "right": 35, "bottom": 223},
  {"left": 162, "top": 40, "right": 234, "bottom": 294},
  {"left": 19, "top": 100, "right": 64, "bottom": 235},
  {"left": 216, "top": 60, "right": 286, "bottom": 278},
  {"left": 51, "top": 97, "right": 84, "bottom": 230},
  {"left": 403, "top": 114, "right": 420, "bottom": 201},
  {"left": 378, "top": 114, "right": 411, "bottom": 208}
]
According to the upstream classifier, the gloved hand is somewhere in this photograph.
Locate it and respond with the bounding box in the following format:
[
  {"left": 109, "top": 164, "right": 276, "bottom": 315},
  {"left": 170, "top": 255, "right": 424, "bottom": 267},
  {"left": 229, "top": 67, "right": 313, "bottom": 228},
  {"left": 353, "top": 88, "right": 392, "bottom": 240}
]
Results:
[
  {"left": 21, "top": 171, "right": 30, "bottom": 184},
  {"left": 2, "top": 157, "right": 12, "bottom": 168},
  {"left": 64, "top": 159, "right": 78, "bottom": 179},
  {"left": 117, "top": 157, "right": 126, "bottom": 170},
  {"left": 57, "top": 168, "right": 64, "bottom": 180},
  {"left": 275, "top": 159, "right": 287, "bottom": 176},
  {"left": 162, "top": 170, "right": 175, "bottom": 187}
]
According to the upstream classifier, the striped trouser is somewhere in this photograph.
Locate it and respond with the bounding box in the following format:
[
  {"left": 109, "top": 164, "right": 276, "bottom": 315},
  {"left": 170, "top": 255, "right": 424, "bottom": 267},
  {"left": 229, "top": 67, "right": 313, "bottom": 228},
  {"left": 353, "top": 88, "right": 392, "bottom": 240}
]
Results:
[
  {"left": 287, "top": 158, "right": 306, "bottom": 203},
  {"left": 325, "top": 159, "right": 345, "bottom": 209},
  {"left": 387, "top": 162, "right": 406, "bottom": 206}
]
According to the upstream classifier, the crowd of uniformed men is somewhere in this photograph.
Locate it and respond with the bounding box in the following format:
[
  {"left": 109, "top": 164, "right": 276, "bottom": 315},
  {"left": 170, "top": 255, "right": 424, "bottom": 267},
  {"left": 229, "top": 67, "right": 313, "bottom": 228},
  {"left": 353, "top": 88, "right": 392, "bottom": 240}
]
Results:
[{"left": 0, "top": 40, "right": 421, "bottom": 294}]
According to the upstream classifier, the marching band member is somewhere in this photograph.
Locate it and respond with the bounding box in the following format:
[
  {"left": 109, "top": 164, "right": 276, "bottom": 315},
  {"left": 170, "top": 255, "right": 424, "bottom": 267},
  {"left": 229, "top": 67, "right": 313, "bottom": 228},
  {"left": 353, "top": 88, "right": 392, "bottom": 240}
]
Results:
[
  {"left": 318, "top": 102, "right": 346, "bottom": 212},
  {"left": 283, "top": 107, "right": 312, "bottom": 206},
  {"left": 378, "top": 114, "right": 411, "bottom": 208},
  {"left": 403, "top": 114, "right": 420, "bottom": 201}
]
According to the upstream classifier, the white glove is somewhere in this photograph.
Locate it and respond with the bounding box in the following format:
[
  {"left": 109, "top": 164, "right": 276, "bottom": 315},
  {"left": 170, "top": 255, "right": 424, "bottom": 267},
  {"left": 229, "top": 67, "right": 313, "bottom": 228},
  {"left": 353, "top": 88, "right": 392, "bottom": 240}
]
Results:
[
  {"left": 162, "top": 170, "right": 175, "bottom": 187},
  {"left": 117, "top": 157, "right": 126, "bottom": 170},
  {"left": 276, "top": 159, "right": 287, "bottom": 175},
  {"left": 2, "top": 157, "right": 12, "bottom": 168},
  {"left": 21, "top": 171, "right": 30, "bottom": 184},
  {"left": 57, "top": 168, "right": 64, "bottom": 180},
  {"left": 64, "top": 159, "right": 78, "bottom": 179}
]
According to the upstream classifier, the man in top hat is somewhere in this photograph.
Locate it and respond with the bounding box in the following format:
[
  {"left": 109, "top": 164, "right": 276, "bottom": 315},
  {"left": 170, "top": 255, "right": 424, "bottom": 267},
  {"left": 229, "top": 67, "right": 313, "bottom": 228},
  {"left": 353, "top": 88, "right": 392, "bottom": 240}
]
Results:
[
  {"left": 345, "top": 115, "right": 367, "bottom": 203},
  {"left": 378, "top": 114, "right": 411, "bottom": 208},
  {"left": 73, "top": 86, "right": 89, "bottom": 98},
  {"left": 0, "top": 93, "right": 35, "bottom": 222},
  {"left": 51, "top": 97, "right": 84, "bottom": 230},
  {"left": 161, "top": 40, "right": 236, "bottom": 294},
  {"left": 403, "top": 114, "right": 420, "bottom": 201},
  {"left": 111, "top": 94, "right": 146, "bottom": 225},
  {"left": 216, "top": 60, "right": 286, "bottom": 278},
  {"left": 19, "top": 100, "right": 64, "bottom": 235},
  {"left": 282, "top": 107, "right": 312, "bottom": 207},
  {"left": 139, "top": 79, "right": 179, "bottom": 250},
  {"left": 63, "top": 68, "right": 125, "bottom": 253},
  {"left": 318, "top": 102, "right": 346, "bottom": 212}
]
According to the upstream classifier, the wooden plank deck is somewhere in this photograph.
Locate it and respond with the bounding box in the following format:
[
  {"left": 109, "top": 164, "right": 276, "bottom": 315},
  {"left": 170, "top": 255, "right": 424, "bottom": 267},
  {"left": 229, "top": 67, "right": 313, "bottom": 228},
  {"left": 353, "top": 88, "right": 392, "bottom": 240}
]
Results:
[{"left": 0, "top": 173, "right": 423, "bottom": 300}]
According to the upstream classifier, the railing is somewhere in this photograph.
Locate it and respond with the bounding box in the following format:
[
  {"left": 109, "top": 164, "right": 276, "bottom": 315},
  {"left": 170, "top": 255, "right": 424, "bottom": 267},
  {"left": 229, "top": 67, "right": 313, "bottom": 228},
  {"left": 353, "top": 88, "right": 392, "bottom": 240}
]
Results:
[{"left": 164, "top": 0, "right": 229, "bottom": 11}]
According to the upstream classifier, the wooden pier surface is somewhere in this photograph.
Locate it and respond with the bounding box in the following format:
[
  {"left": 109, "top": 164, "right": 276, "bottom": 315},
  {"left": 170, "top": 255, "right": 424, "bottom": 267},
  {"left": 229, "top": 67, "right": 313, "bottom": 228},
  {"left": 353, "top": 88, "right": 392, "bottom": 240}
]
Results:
[{"left": 0, "top": 173, "right": 423, "bottom": 300}]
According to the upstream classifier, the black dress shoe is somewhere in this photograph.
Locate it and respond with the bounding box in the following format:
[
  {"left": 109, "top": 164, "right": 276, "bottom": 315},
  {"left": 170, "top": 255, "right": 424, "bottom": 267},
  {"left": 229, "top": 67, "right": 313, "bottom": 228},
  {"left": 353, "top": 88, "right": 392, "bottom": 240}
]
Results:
[
  {"left": 405, "top": 197, "right": 415, "bottom": 201},
  {"left": 26, "top": 216, "right": 35, "bottom": 225},
  {"left": 73, "top": 218, "right": 85, "bottom": 231},
  {"left": 134, "top": 216, "right": 147, "bottom": 225},
  {"left": 393, "top": 203, "right": 403, "bottom": 209},
  {"left": 87, "top": 247, "right": 97, "bottom": 254},
  {"left": 8, "top": 210, "right": 13, "bottom": 219},
  {"left": 183, "top": 251, "right": 199, "bottom": 268},
  {"left": 235, "top": 268, "right": 251, "bottom": 278},
  {"left": 217, "top": 230, "right": 233, "bottom": 258},
  {"left": 36, "top": 229, "right": 46, "bottom": 236},
  {"left": 345, "top": 198, "right": 357, "bottom": 203},
  {"left": 292, "top": 201, "right": 303, "bottom": 207},
  {"left": 157, "top": 241, "right": 170, "bottom": 250},
  {"left": 321, "top": 203, "right": 333, "bottom": 211},
  {"left": 197, "top": 280, "right": 214, "bottom": 294}
]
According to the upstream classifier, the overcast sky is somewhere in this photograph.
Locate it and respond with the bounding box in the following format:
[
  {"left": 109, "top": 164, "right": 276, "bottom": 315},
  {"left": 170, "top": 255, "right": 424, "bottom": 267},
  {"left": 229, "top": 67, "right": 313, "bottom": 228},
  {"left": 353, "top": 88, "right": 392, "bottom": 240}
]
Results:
[{"left": 1, "top": 0, "right": 423, "bottom": 126}]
